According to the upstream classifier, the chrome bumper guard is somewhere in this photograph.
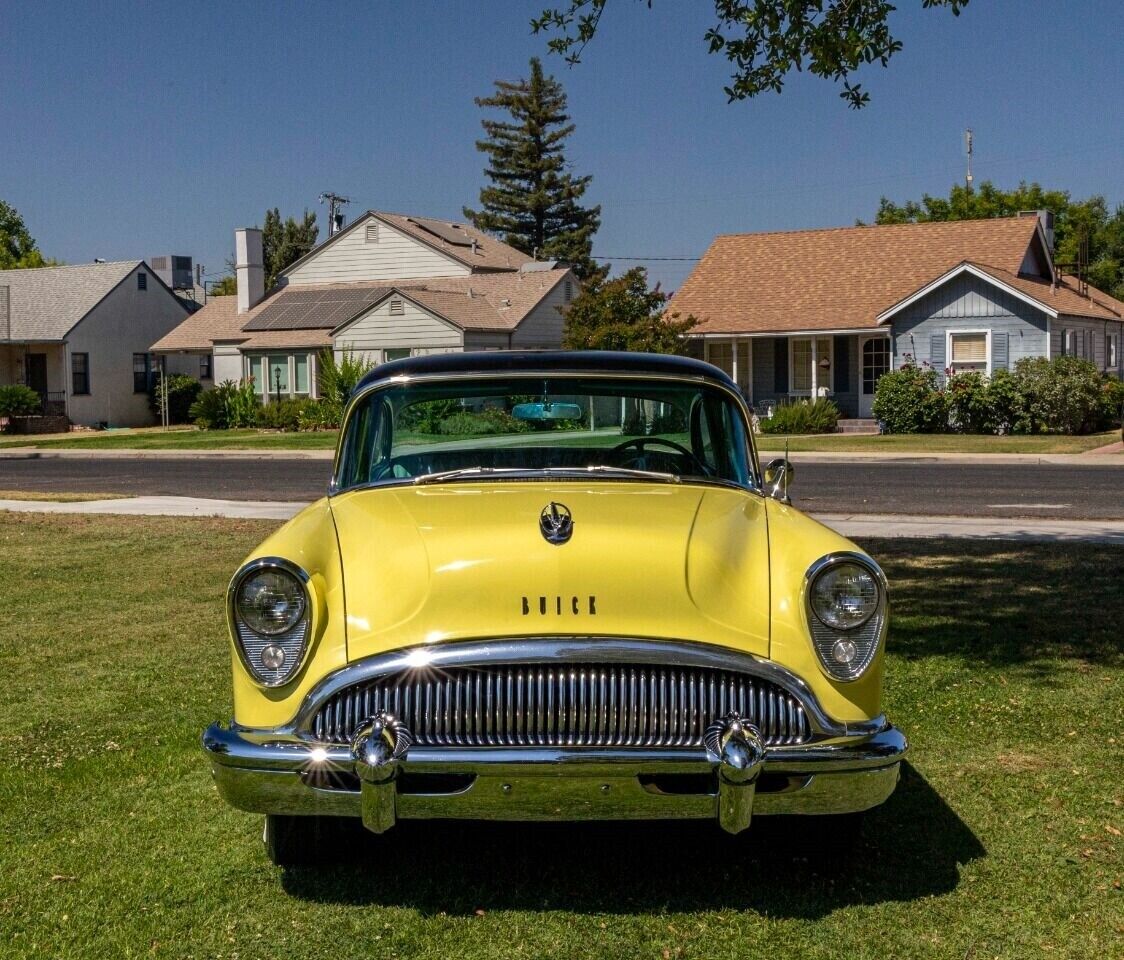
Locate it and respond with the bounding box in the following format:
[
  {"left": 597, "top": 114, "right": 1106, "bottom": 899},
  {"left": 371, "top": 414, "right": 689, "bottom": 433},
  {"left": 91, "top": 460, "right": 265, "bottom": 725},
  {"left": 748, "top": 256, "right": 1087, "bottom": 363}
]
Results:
[{"left": 203, "top": 713, "right": 906, "bottom": 835}]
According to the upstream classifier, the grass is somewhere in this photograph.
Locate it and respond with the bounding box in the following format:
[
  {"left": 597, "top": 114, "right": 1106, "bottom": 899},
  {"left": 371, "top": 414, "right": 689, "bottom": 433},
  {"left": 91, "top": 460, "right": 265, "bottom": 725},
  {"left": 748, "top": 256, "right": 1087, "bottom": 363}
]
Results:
[
  {"left": 3, "top": 426, "right": 1119, "bottom": 455},
  {"left": 1, "top": 514, "right": 1121, "bottom": 958},
  {"left": 0, "top": 490, "right": 127, "bottom": 502},
  {"left": 756, "top": 431, "right": 1121, "bottom": 454}
]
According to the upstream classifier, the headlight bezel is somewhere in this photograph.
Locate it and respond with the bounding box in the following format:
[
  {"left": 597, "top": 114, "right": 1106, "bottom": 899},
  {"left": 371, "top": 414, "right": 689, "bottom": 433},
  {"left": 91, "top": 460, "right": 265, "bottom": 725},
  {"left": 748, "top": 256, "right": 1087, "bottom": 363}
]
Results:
[
  {"left": 803, "top": 552, "right": 888, "bottom": 683},
  {"left": 227, "top": 557, "right": 313, "bottom": 688}
]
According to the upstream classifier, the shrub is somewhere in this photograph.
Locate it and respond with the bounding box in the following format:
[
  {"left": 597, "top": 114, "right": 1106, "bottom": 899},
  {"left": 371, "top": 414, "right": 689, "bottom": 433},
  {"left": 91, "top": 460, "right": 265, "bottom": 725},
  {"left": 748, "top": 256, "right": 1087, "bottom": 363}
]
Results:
[
  {"left": 437, "top": 409, "right": 529, "bottom": 436},
  {"left": 297, "top": 399, "right": 334, "bottom": 431},
  {"left": 759, "top": 398, "right": 840, "bottom": 435},
  {"left": 0, "top": 384, "right": 42, "bottom": 426},
  {"left": 317, "top": 349, "right": 375, "bottom": 428},
  {"left": 1094, "top": 375, "right": 1124, "bottom": 432},
  {"left": 945, "top": 371, "right": 994, "bottom": 434},
  {"left": 255, "top": 398, "right": 319, "bottom": 431},
  {"left": 1014, "top": 356, "right": 1102, "bottom": 434},
  {"left": 148, "top": 374, "right": 202, "bottom": 425},
  {"left": 189, "top": 380, "right": 261, "bottom": 430},
  {"left": 871, "top": 358, "right": 947, "bottom": 433},
  {"left": 984, "top": 368, "right": 1030, "bottom": 435}
]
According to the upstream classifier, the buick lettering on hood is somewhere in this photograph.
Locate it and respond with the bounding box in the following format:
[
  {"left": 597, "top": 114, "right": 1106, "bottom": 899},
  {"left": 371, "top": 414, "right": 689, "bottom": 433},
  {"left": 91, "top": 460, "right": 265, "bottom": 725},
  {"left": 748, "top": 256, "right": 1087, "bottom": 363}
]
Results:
[{"left": 203, "top": 351, "right": 906, "bottom": 865}]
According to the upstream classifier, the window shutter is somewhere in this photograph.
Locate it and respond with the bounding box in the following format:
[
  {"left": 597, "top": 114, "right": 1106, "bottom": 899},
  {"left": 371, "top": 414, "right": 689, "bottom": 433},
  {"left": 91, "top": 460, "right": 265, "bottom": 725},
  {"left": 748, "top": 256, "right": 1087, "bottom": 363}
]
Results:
[
  {"left": 833, "top": 336, "right": 850, "bottom": 393},
  {"left": 774, "top": 338, "right": 788, "bottom": 394},
  {"left": 930, "top": 333, "right": 946, "bottom": 384},
  {"left": 992, "top": 331, "right": 1009, "bottom": 370}
]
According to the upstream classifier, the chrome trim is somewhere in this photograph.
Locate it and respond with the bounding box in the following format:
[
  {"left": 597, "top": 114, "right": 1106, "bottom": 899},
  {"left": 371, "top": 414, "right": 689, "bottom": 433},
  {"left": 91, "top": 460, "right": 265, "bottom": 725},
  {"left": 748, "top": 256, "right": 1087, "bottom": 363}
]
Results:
[
  {"left": 351, "top": 712, "right": 411, "bottom": 833},
  {"left": 281, "top": 638, "right": 847, "bottom": 740},
  {"left": 226, "top": 556, "right": 314, "bottom": 689},
  {"left": 328, "top": 370, "right": 762, "bottom": 496},
  {"left": 802, "top": 552, "right": 890, "bottom": 684}
]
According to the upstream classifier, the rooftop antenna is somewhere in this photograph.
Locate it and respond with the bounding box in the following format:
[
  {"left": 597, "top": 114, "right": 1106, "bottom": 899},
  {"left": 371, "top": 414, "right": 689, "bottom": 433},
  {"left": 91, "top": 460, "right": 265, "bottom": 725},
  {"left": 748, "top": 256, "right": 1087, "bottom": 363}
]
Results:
[
  {"left": 964, "top": 129, "right": 974, "bottom": 188},
  {"left": 319, "top": 192, "right": 353, "bottom": 236}
]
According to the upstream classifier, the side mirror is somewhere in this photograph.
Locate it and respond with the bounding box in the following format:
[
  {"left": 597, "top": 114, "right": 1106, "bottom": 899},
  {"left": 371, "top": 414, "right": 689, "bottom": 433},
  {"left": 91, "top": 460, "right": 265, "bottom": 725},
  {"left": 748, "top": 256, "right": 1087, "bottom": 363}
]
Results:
[{"left": 763, "top": 457, "right": 794, "bottom": 503}]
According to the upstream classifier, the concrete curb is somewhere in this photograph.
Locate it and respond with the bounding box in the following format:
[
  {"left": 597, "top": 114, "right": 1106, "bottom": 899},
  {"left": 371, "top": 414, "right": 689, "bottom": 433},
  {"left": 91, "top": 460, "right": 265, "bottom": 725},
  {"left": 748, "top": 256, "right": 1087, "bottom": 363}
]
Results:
[
  {"left": 3, "top": 497, "right": 1122, "bottom": 542},
  {"left": 0, "top": 447, "right": 335, "bottom": 460}
]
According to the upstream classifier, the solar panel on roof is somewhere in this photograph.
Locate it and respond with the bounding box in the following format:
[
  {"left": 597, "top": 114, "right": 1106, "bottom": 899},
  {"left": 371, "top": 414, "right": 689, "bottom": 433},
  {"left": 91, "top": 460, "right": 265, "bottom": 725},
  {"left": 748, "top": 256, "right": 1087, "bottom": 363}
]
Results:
[
  {"left": 407, "top": 217, "right": 477, "bottom": 248},
  {"left": 243, "top": 286, "right": 392, "bottom": 330}
]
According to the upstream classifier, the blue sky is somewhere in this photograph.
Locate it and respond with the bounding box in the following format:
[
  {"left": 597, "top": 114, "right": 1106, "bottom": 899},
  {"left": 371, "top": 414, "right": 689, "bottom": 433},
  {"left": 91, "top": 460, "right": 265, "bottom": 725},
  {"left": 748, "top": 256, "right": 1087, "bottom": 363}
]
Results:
[{"left": 2, "top": 0, "right": 1122, "bottom": 291}]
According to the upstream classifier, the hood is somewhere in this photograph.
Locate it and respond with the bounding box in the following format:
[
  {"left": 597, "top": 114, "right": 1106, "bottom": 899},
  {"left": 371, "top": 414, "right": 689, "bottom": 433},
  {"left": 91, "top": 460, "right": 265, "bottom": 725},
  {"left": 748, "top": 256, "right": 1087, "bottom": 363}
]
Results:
[{"left": 330, "top": 482, "right": 771, "bottom": 661}]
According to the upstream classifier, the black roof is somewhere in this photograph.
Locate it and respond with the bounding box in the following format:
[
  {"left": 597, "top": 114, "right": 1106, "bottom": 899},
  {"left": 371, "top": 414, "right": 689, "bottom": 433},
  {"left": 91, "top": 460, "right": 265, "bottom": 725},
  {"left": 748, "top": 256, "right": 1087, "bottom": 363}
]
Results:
[{"left": 355, "top": 350, "right": 733, "bottom": 392}]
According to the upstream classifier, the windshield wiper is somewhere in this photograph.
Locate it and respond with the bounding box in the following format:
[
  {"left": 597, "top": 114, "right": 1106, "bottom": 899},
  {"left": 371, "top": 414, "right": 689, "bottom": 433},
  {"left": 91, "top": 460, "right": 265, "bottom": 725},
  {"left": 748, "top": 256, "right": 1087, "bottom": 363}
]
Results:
[
  {"left": 540, "top": 465, "right": 681, "bottom": 483},
  {"left": 413, "top": 467, "right": 525, "bottom": 485}
]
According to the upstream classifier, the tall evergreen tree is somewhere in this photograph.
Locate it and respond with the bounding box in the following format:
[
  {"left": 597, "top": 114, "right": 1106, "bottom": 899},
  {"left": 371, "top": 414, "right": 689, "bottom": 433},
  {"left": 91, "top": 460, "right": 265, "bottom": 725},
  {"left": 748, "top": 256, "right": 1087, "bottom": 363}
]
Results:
[
  {"left": 262, "top": 208, "right": 319, "bottom": 289},
  {"left": 465, "top": 58, "right": 604, "bottom": 282}
]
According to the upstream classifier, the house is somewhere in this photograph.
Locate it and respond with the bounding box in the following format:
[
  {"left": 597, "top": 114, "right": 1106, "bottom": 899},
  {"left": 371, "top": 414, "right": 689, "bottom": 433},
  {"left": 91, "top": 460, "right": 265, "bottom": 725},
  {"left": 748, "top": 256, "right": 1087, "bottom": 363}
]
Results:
[
  {"left": 0, "top": 260, "right": 192, "bottom": 428},
  {"left": 152, "top": 211, "right": 578, "bottom": 400},
  {"left": 670, "top": 214, "right": 1124, "bottom": 419}
]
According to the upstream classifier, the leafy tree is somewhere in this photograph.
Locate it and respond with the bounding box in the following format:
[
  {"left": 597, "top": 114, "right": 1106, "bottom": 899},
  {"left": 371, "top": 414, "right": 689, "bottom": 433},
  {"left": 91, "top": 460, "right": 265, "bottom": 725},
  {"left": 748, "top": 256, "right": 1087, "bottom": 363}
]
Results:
[
  {"left": 263, "top": 208, "right": 319, "bottom": 289},
  {"left": 562, "top": 267, "right": 696, "bottom": 353},
  {"left": 465, "top": 58, "right": 604, "bottom": 282},
  {"left": 0, "top": 200, "right": 59, "bottom": 269},
  {"left": 532, "top": 1, "right": 969, "bottom": 109},
  {"left": 874, "top": 181, "right": 1124, "bottom": 299},
  {"left": 209, "top": 274, "right": 237, "bottom": 296}
]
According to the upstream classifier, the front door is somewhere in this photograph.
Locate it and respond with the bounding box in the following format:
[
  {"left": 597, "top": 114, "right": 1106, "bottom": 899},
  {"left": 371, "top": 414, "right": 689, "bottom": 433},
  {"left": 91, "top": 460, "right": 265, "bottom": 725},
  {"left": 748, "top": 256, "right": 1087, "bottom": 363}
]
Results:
[
  {"left": 25, "top": 353, "right": 48, "bottom": 401},
  {"left": 859, "top": 337, "right": 890, "bottom": 418}
]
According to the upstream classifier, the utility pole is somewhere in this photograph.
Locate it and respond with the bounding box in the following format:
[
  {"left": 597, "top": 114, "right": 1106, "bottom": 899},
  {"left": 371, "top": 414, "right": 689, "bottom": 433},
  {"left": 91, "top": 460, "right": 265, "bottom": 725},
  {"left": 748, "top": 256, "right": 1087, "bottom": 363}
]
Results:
[
  {"left": 319, "top": 192, "right": 353, "bottom": 236},
  {"left": 964, "top": 129, "right": 974, "bottom": 189}
]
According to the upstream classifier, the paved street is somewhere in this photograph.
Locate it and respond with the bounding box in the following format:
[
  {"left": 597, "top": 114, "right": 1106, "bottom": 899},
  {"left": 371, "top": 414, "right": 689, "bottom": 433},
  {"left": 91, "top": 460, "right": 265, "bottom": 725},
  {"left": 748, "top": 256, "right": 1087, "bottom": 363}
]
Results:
[{"left": 0, "top": 455, "right": 1120, "bottom": 519}]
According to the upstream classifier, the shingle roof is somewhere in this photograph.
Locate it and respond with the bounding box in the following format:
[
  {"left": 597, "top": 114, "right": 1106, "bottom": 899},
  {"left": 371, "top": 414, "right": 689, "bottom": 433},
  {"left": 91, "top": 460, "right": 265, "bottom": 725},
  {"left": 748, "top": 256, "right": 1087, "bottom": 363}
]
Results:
[
  {"left": 968, "top": 264, "right": 1122, "bottom": 320},
  {"left": 670, "top": 217, "right": 1056, "bottom": 334},
  {"left": 151, "top": 269, "right": 573, "bottom": 351},
  {"left": 0, "top": 260, "right": 142, "bottom": 341}
]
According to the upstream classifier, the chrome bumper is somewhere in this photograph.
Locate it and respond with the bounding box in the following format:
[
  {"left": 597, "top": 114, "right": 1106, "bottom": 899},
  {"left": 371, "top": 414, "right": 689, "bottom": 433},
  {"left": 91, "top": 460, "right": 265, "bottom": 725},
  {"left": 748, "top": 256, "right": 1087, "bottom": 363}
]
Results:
[{"left": 203, "top": 717, "right": 906, "bottom": 835}]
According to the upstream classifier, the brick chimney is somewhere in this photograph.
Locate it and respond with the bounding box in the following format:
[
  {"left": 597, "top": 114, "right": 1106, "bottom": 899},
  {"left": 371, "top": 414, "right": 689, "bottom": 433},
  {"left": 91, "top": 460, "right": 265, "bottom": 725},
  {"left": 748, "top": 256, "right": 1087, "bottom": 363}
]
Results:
[{"left": 235, "top": 227, "right": 264, "bottom": 314}]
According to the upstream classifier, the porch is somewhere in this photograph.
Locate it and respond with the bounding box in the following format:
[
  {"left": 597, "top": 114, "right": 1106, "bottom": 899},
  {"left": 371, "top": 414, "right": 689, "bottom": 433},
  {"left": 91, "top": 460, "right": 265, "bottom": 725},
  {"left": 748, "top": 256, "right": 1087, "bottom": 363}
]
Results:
[
  {"left": 698, "top": 332, "right": 892, "bottom": 421},
  {"left": 0, "top": 342, "right": 69, "bottom": 415}
]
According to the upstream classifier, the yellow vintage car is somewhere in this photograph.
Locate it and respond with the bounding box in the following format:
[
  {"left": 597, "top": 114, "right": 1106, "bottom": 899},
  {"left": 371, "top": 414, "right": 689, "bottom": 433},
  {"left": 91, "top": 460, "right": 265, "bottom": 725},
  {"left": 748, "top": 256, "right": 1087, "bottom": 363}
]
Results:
[{"left": 204, "top": 351, "right": 906, "bottom": 864}]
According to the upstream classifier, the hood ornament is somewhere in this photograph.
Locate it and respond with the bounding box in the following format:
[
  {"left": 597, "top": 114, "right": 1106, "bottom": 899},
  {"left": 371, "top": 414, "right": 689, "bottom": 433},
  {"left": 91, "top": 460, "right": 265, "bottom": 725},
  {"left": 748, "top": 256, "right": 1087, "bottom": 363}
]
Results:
[{"left": 539, "top": 502, "right": 573, "bottom": 545}]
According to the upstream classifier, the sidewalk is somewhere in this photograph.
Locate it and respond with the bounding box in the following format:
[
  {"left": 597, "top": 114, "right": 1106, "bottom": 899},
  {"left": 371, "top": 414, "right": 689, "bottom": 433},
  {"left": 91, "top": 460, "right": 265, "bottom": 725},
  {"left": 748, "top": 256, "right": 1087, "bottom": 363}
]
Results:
[
  {"left": 3, "top": 496, "right": 1122, "bottom": 542},
  {"left": 1, "top": 446, "right": 1121, "bottom": 465}
]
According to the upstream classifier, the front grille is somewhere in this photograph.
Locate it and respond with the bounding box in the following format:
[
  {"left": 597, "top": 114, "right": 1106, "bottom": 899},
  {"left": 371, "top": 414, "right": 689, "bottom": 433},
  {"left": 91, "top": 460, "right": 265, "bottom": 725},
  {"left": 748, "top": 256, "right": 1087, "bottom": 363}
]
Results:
[{"left": 310, "top": 663, "right": 810, "bottom": 748}]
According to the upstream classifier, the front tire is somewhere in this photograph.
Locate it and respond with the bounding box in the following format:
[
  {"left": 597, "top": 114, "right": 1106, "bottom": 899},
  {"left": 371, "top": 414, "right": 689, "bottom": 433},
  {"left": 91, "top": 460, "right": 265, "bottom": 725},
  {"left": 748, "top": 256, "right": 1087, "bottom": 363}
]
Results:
[{"left": 263, "top": 814, "right": 346, "bottom": 867}]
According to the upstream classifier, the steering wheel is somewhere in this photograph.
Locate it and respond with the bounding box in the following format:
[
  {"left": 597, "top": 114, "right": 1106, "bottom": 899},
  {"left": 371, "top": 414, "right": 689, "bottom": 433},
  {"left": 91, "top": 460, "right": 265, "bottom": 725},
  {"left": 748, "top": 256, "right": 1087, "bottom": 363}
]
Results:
[{"left": 610, "top": 437, "right": 712, "bottom": 476}]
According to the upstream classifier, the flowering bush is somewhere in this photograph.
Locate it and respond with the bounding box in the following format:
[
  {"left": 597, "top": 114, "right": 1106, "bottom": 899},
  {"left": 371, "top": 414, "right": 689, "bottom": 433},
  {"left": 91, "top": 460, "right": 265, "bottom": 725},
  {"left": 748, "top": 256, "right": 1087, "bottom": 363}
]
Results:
[{"left": 871, "top": 357, "right": 947, "bottom": 433}]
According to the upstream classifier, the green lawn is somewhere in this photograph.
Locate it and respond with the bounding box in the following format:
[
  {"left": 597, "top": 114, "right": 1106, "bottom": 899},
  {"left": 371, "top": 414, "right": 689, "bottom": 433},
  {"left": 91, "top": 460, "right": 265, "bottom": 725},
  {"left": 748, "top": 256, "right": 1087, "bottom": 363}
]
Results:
[
  {"left": 2, "top": 425, "right": 1118, "bottom": 454},
  {"left": 756, "top": 430, "right": 1120, "bottom": 454},
  {"left": 1, "top": 514, "right": 1120, "bottom": 958}
]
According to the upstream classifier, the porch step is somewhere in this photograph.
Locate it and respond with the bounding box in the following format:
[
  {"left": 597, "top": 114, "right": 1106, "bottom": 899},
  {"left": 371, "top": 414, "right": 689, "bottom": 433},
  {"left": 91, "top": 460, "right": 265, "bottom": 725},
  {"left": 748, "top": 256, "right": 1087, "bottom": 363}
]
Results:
[{"left": 835, "top": 418, "right": 879, "bottom": 435}]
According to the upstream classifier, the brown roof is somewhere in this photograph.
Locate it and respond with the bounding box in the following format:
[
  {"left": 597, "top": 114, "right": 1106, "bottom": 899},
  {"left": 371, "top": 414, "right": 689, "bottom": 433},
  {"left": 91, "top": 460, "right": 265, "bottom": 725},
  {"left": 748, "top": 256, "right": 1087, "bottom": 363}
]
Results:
[
  {"left": 151, "top": 269, "right": 573, "bottom": 351},
  {"left": 969, "top": 265, "right": 1122, "bottom": 321},
  {"left": 671, "top": 217, "right": 1058, "bottom": 334}
]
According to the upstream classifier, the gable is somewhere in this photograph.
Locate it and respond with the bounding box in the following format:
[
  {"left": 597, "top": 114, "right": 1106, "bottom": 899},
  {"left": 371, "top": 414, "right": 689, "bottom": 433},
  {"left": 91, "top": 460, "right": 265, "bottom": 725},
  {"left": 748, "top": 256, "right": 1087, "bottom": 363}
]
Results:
[
  {"left": 332, "top": 292, "right": 463, "bottom": 353},
  {"left": 888, "top": 269, "right": 1050, "bottom": 334},
  {"left": 283, "top": 213, "right": 472, "bottom": 285}
]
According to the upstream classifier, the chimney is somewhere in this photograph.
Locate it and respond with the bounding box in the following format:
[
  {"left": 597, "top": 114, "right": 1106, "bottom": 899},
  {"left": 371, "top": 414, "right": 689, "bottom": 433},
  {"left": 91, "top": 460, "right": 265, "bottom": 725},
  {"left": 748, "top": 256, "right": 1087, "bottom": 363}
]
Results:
[
  {"left": 235, "top": 227, "right": 264, "bottom": 314},
  {"left": 1037, "top": 210, "right": 1056, "bottom": 255}
]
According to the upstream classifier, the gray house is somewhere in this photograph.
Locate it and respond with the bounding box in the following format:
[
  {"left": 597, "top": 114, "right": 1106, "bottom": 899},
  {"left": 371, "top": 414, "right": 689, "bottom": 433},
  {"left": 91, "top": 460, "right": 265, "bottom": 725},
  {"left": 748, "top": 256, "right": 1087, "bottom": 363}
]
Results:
[
  {"left": 1, "top": 261, "right": 191, "bottom": 428},
  {"left": 671, "top": 214, "right": 1123, "bottom": 419}
]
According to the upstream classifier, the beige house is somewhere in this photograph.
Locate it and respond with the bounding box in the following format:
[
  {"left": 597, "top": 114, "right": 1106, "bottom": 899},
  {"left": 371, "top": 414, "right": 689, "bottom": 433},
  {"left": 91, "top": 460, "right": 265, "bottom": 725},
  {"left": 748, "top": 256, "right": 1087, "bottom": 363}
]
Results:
[
  {"left": 0, "top": 261, "right": 191, "bottom": 427},
  {"left": 152, "top": 211, "right": 577, "bottom": 400}
]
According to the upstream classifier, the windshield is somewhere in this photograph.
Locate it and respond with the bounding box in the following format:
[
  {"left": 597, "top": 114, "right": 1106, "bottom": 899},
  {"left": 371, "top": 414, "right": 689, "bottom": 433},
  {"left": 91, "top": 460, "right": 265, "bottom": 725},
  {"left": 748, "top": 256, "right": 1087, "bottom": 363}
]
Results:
[{"left": 334, "top": 375, "right": 755, "bottom": 492}]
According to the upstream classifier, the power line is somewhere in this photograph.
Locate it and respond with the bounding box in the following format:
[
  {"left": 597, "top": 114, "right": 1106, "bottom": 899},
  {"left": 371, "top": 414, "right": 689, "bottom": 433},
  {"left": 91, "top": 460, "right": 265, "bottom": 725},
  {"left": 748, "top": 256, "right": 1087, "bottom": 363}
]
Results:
[{"left": 318, "top": 192, "right": 353, "bottom": 235}]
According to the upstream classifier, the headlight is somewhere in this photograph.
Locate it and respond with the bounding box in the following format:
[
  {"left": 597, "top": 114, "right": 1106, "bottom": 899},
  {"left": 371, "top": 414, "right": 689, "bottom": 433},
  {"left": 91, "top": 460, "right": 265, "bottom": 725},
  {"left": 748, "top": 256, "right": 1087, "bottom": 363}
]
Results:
[
  {"left": 805, "top": 554, "right": 887, "bottom": 681},
  {"left": 228, "top": 558, "right": 311, "bottom": 687},
  {"left": 809, "top": 563, "right": 879, "bottom": 630},
  {"left": 236, "top": 568, "right": 306, "bottom": 635}
]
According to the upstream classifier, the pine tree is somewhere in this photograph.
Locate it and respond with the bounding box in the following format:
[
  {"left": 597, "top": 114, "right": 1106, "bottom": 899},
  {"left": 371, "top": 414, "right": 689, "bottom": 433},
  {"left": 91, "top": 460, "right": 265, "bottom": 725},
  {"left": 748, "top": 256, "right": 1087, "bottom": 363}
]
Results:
[
  {"left": 465, "top": 58, "right": 604, "bottom": 282},
  {"left": 262, "top": 208, "right": 319, "bottom": 289}
]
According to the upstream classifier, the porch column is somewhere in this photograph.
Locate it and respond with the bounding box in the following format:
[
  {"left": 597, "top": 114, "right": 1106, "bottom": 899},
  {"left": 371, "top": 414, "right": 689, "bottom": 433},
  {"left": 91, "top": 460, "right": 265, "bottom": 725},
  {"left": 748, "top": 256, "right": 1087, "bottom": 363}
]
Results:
[{"left": 810, "top": 337, "right": 818, "bottom": 399}]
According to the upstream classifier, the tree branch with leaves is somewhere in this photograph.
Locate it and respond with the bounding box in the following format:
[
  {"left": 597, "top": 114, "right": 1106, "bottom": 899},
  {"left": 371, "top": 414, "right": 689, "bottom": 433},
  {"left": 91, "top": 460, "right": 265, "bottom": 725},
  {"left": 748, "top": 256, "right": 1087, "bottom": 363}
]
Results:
[{"left": 533, "top": 0, "right": 970, "bottom": 108}]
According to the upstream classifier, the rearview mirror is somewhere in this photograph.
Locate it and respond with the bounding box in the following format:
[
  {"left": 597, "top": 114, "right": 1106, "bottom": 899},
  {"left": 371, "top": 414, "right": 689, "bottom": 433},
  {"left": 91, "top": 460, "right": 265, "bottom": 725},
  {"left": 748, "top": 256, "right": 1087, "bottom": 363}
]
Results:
[
  {"left": 512, "top": 402, "right": 584, "bottom": 421},
  {"left": 763, "top": 457, "right": 794, "bottom": 503}
]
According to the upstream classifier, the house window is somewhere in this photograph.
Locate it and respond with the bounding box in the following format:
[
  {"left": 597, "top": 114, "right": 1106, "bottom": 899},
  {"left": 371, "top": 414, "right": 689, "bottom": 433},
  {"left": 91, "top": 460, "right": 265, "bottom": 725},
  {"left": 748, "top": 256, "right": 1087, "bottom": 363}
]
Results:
[
  {"left": 133, "top": 353, "right": 154, "bottom": 393},
  {"left": 389, "top": 298, "right": 404, "bottom": 316},
  {"left": 790, "top": 337, "right": 832, "bottom": 394},
  {"left": 365, "top": 222, "right": 380, "bottom": 243},
  {"left": 265, "top": 355, "right": 290, "bottom": 397},
  {"left": 949, "top": 332, "right": 988, "bottom": 374},
  {"left": 385, "top": 348, "right": 411, "bottom": 362},
  {"left": 71, "top": 353, "right": 90, "bottom": 395},
  {"left": 200, "top": 354, "right": 212, "bottom": 379},
  {"left": 137, "top": 272, "right": 147, "bottom": 291},
  {"left": 294, "top": 354, "right": 310, "bottom": 394},
  {"left": 1108, "top": 333, "right": 1119, "bottom": 369},
  {"left": 707, "top": 342, "right": 733, "bottom": 378}
]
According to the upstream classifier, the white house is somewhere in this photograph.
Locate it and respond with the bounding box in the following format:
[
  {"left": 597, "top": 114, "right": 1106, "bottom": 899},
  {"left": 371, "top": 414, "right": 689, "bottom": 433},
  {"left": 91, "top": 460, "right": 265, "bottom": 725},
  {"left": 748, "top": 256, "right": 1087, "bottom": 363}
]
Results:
[
  {"left": 0, "top": 260, "right": 191, "bottom": 428},
  {"left": 152, "top": 211, "right": 578, "bottom": 400}
]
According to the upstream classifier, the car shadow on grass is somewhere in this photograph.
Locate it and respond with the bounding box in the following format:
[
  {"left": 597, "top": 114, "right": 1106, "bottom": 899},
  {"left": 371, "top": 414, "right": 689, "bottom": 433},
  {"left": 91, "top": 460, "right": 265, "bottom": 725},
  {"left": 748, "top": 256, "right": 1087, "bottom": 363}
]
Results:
[{"left": 280, "top": 761, "right": 982, "bottom": 917}]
